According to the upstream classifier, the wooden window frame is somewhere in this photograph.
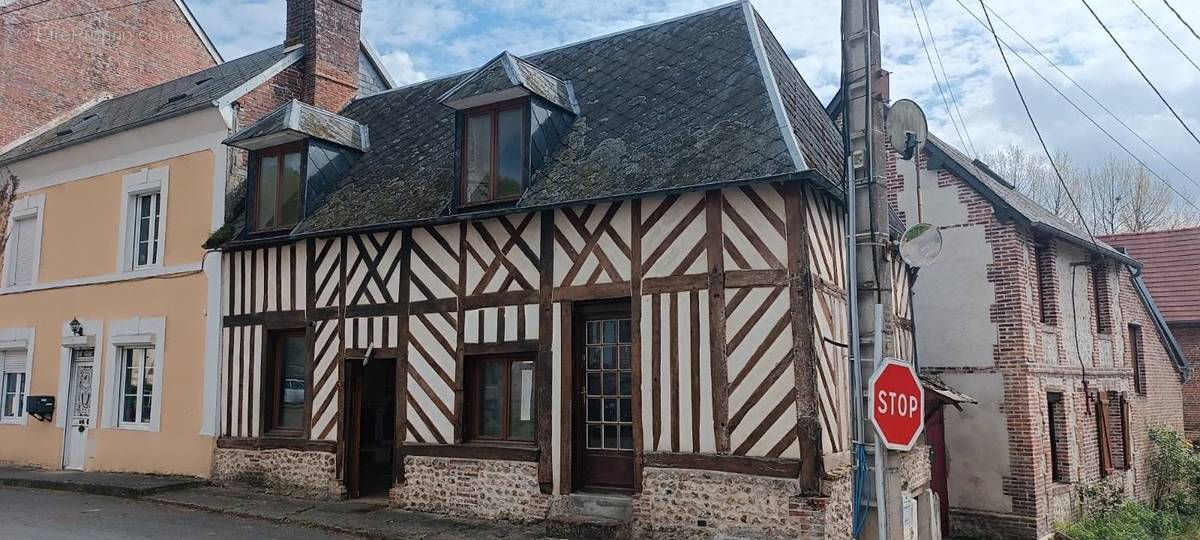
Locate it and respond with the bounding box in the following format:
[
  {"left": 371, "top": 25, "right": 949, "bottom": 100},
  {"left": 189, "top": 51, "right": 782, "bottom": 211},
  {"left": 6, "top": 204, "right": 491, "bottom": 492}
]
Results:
[
  {"left": 459, "top": 99, "right": 529, "bottom": 208},
  {"left": 1035, "top": 244, "right": 1055, "bottom": 325},
  {"left": 1129, "top": 323, "right": 1147, "bottom": 395},
  {"left": 251, "top": 142, "right": 306, "bottom": 233},
  {"left": 1047, "top": 392, "right": 1069, "bottom": 483},
  {"left": 263, "top": 329, "right": 309, "bottom": 437},
  {"left": 464, "top": 354, "right": 536, "bottom": 445}
]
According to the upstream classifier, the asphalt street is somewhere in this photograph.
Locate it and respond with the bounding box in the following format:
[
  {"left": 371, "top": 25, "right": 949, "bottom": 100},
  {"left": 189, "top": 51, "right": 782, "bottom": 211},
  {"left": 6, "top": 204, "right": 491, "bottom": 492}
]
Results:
[{"left": 0, "top": 487, "right": 349, "bottom": 539}]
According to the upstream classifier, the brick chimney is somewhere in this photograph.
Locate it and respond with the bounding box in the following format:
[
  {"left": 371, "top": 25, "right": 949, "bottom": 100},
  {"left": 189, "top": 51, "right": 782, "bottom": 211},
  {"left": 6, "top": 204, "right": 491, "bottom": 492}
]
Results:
[{"left": 285, "top": 0, "right": 360, "bottom": 112}]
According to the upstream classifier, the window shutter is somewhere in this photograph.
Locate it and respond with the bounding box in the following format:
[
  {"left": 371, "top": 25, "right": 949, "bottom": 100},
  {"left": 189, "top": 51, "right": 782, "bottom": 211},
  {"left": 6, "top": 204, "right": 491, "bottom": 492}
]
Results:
[
  {"left": 1096, "top": 392, "right": 1113, "bottom": 475},
  {"left": 11, "top": 217, "right": 36, "bottom": 285},
  {"left": 1121, "top": 393, "right": 1133, "bottom": 469},
  {"left": 1, "top": 349, "right": 28, "bottom": 374}
]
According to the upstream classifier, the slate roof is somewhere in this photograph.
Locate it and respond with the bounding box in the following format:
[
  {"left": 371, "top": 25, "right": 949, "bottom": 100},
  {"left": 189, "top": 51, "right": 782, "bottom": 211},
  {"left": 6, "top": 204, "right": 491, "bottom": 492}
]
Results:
[
  {"left": 0, "top": 45, "right": 297, "bottom": 166},
  {"left": 1100, "top": 227, "right": 1200, "bottom": 323},
  {"left": 226, "top": 99, "right": 368, "bottom": 152},
  {"left": 924, "top": 134, "right": 1135, "bottom": 266},
  {"left": 438, "top": 52, "right": 577, "bottom": 112},
  {"left": 270, "top": 1, "right": 839, "bottom": 236}
]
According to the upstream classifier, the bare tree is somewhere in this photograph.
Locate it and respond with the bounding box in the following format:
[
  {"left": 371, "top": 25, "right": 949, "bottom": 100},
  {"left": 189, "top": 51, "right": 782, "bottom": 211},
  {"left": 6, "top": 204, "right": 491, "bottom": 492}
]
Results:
[
  {"left": 981, "top": 146, "right": 1196, "bottom": 234},
  {"left": 0, "top": 172, "right": 18, "bottom": 272}
]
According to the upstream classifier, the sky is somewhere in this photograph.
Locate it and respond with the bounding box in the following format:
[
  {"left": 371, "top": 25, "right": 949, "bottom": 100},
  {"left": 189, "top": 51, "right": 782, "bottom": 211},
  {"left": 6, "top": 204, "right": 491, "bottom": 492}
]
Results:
[{"left": 187, "top": 0, "right": 1200, "bottom": 198}]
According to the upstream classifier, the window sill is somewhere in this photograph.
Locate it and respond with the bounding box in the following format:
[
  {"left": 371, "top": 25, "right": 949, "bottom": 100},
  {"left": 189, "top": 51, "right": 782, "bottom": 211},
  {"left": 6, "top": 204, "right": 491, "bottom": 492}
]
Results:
[
  {"left": 114, "top": 423, "right": 155, "bottom": 432},
  {"left": 403, "top": 442, "right": 538, "bottom": 462},
  {"left": 0, "top": 416, "right": 27, "bottom": 426},
  {"left": 0, "top": 263, "right": 202, "bottom": 296}
]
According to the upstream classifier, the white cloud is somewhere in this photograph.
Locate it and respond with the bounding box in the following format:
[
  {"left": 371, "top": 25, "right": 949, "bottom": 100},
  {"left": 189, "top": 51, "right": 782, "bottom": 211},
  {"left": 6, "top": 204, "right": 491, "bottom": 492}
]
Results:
[{"left": 378, "top": 50, "right": 428, "bottom": 85}]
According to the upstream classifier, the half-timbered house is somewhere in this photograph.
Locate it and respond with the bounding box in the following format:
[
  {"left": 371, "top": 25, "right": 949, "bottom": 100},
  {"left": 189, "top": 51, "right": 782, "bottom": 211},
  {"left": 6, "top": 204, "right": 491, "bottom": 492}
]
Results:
[{"left": 210, "top": 1, "right": 869, "bottom": 536}]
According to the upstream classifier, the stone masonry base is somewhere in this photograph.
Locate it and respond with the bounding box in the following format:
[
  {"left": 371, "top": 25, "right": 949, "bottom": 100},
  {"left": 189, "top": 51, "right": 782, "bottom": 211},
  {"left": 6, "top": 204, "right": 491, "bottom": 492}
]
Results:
[
  {"left": 391, "top": 455, "right": 551, "bottom": 522},
  {"left": 631, "top": 466, "right": 853, "bottom": 539},
  {"left": 211, "top": 448, "right": 340, "bottom": 499}
]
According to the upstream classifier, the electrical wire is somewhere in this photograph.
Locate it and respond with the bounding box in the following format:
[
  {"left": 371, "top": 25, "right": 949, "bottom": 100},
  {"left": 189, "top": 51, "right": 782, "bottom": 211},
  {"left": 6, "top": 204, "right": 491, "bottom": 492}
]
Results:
[
  {"left": 1080, "top": 0, "right": 1200, "bottom": 151},
  {"left": 1162, "top": 0, "right": 1200, "bottom": 43},
  {"left": 974, "top": 3, "right": 1200, "bottom": 194},
  {"left": 917, "top": 0, "right": 978, "bottom": 158},
  {"left": 0, "top": 0, "right": 51, "bottom": 18},
  {"left": 1131, "top": 0, "right": 1200, "bottom": 75},
  {"left": 908, "top": 0, "right": 972, "bottom": 157},
  {"left": 978, "top": 0, "right": 1097, "bottom": 243},
  {"left": 3, "top": 0, "right": 158, "bottom": 26}
]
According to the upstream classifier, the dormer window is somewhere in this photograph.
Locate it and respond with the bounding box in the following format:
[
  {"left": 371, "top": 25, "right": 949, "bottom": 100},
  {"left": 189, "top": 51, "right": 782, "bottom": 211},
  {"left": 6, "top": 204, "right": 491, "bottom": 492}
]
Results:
[
  {"left": 254, "top": 143, "right": 304, "bottom": 231},
  {"left": 463, "top": 102, "right": 528, "bottom": 205}
]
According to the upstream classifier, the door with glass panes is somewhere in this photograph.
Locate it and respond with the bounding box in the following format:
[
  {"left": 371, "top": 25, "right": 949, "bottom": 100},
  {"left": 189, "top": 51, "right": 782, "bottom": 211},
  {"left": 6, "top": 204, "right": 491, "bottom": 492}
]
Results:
[{"left": 573, "top": 300, "right": 634, "bottom": 493}]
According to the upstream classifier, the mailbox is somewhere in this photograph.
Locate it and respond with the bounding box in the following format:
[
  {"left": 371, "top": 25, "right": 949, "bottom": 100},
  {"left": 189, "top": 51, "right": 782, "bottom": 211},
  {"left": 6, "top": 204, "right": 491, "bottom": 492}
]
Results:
[{"left": 26, "top": 395, "right": 54, "bottom": 421}]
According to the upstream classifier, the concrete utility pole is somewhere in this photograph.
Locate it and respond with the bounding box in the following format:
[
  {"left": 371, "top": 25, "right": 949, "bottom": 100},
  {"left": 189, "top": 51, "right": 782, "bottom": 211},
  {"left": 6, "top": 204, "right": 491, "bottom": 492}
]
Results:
[{"left": 841, "top": 0, "right": 903, "bottom": 538}]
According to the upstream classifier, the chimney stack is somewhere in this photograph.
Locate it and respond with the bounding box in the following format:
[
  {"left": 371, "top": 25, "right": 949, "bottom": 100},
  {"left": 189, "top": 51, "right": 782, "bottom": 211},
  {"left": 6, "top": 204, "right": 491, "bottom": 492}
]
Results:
[{"left": 285, "top": 0, "right": 361, "bottom": 112}]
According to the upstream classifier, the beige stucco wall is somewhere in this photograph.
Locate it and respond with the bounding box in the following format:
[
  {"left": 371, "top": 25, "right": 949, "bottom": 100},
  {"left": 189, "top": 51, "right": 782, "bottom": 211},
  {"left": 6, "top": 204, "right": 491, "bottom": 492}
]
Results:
[{"left": 0, "top": 149, "right": 216, "bottom": 477}]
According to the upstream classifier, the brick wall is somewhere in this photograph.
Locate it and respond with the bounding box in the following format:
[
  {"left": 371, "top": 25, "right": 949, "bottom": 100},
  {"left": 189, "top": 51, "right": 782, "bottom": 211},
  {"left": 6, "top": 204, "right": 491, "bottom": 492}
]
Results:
[
  {"left": 392, "top": 456, "right": 551, "bottom": 522},
  {"left": 0, "top": 0, "right": 217, "bottom": 147},
  {"left": 1169, "top": 323, "right": 1200, "bottom": 443}
]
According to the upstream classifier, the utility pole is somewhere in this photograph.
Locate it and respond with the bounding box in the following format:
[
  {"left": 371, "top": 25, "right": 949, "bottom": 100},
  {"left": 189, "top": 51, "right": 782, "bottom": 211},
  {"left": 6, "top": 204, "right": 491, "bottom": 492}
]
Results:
[{"left": 841, "top": 0, "right": 902, "bottom": 538}]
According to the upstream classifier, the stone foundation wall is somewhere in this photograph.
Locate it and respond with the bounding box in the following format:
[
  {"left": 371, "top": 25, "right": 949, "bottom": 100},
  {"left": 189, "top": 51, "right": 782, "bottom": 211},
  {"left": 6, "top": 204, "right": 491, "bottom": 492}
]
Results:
[
  {"left": 211, "top": 448, "right": 339, "bottom": 499},
  {"left": 391, "top": 456, "right": 550, "bottom": 522},
  {"left": 632, "top": 466, "right": 849, "bottom": 539}
]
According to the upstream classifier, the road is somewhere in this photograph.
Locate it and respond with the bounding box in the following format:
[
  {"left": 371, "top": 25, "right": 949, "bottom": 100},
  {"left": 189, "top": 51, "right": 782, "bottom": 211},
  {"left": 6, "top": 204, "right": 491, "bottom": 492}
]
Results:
[{"left": 0, "top": 487, "right": 350, "bottom": 539}]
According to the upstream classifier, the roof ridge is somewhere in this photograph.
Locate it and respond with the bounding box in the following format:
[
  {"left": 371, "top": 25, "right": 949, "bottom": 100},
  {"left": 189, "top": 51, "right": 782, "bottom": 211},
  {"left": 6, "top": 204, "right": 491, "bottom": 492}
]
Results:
[{"left": 356, "top": 1, "right": 747, "bottom": 101}]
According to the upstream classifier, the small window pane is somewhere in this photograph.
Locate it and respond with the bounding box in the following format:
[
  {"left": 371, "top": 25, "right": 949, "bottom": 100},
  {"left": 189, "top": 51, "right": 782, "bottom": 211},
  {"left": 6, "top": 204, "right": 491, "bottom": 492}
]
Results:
[
  {"left": 478, "top": 361, "right": 503, "bottom": 437},
  {"left": 587, "top": 425, "right": 602, "bottom": 449},
  {"left": 603, "top": 398, "right": 617, "bottom": 422},
  {"left": 603, "top": 320, "right": 617, "bottom": 343},
  {"left": 618, "top": 320, "right": 631, "bottom": 342},
  {"left": 279, "top": 152, "right": 302, "bottom": 226},
  {"left": 508, "top": 361, "right": 535, "bottom": 440},
  {"left": 3, "top": 373, "right": 25, "bottom": 418},
  {"left": 495, "top": 108, "right": 524, "bottom": 198},
  {"left": 587, "top": 398, "right": 601, "bottom": 422},
  {"left": 256, "top": 156, "right": 279, "bottom": 229},
  {"left": 586, "top": 346, "right": 600, "bottom": 369},
  {"left": 619, "top": 373, "right": 631, "bottom": 396},
  {"left": 277, "top": 335, "right": 307, "bottom": 430},
  {"left": 618, "top": 346, "right": 631, "bottom": 370},
  {"left": 465, "top": 114, "right": 493, "bottom": 203},
  {"left": 620, "top": 398, "right": 632, "bottom": 422},
  {"left": 141, "top": 351, "right": 155, "bottom": 422},
  {"left": 603, "top": 425, "right": 619, "bottom": 449},
  {"left": 602, "top": 346, "right": 616, "bottom": 370},
  {"left": 619, "top": 425, "right": 634, "bottom": 450},
  {"left": 603, "top": 373, "right": 617, "bottom": 395}
]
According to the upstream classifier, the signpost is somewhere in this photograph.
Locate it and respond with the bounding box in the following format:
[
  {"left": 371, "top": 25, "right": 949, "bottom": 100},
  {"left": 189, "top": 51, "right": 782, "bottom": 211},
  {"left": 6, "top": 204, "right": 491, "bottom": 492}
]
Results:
[{"left": 869, "top": 358, "right": 925, "bottom": 451}]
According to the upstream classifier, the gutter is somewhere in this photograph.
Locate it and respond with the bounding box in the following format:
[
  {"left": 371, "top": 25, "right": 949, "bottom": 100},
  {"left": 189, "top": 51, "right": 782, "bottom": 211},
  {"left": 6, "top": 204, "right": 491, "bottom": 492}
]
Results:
[
  {"left": 1130, "top": 265, "right": 1193, "bottom": 382},
  {"left": 219, "top": 169, "right": 823, "bottom": 251}
]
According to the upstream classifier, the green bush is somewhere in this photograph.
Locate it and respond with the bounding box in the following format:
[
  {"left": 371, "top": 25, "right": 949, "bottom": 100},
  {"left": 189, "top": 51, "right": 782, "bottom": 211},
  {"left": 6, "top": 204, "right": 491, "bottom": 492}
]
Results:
[{"left": 1054, "top": 426, "right": 1200, "bottom": 540}]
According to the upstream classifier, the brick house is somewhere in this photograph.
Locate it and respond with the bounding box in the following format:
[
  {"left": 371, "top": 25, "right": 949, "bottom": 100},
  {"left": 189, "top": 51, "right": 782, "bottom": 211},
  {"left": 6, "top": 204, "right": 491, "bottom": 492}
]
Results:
[
  {"left": 0, "top": 0, "right": 391, "bottom": 476},
  {"left": 874, "top": 127, "right": 1191, "bottom": 538},
  {"left": 0, "top": 0, "right": 221, "bottom": 149},
  {"left": 1100, "top": 227, "right": 1200, "bottom": 444},
  {"left": 204, "top": 1, "right": 933, "bottom": 536}
]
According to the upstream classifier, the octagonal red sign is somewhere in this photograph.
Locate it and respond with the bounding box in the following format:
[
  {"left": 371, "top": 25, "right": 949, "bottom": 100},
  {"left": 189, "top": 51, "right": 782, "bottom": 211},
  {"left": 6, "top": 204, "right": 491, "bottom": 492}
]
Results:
[{"left": 868, "top": 358, "right": 924, "bottom": 451}]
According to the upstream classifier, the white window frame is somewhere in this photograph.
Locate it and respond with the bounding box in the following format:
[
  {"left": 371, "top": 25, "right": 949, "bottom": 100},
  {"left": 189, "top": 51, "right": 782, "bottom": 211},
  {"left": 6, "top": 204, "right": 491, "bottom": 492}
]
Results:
[
  {"left": 116, "top": 347, "right": 156, "bottom": 427},
  {"left": 2, "top": 194, "right": 45, "bottom": 290},
  {"left": 117, "top": 166, "right": 169, "bottom": 273},
  {"left": 0, "top": 326, "right": 35, "bottom": 426},
  {"left": 102, "top": 317, "right": 164, "bottom": 432}
]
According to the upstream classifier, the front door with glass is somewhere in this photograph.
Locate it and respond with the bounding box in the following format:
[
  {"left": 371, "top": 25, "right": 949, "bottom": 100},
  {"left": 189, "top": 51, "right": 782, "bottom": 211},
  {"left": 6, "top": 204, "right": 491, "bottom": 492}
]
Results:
[
  {"left": 63, "top": 348, "right": 95, "bottom": 471},
  {"left": 573, "top": 301, "right": 634, "bottom": 493}
]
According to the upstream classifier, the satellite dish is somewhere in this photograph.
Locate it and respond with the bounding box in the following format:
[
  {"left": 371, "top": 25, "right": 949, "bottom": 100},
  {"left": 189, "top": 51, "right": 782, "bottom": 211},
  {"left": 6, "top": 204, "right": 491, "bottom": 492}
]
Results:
[
  {"left": 887, "top": 99, "right": 928, "bottom": 160},
  {"left": 899, "top": 223, "right": 943, "bottom": 268}
]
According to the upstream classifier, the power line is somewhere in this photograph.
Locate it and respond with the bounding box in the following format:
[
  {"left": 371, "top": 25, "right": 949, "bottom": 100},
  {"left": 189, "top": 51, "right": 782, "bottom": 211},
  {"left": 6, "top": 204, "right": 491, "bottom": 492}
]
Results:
[
  {"left": 907, "top": 0, "right": 972, "bottom": 156},
  {"left": 1080, "top": 0, "right": 1200, "bottom": 151},
  {"left": 954, "top": 0, "right": 1200, "bottom": 212},
  {"left": 1132, "top": 0, "right": 1200, "bottom": 75},
  {"left": 917, "top": 0, "right": 977, "bottom": 157},
  {"left": 977, "top": 2, "right": 1200, "bottom": 194},
  {"left": 978, "top": 0, "right": 1096, "bottom": 242},
  {"left": 1162, "top": 0, "right": 1200, "bottom": 43},
  {"left": 0, "top": 0, "right": 51, "bottom": 18},
  {"left": 3, "top": 0, "right": 158, "bottom": 26}
]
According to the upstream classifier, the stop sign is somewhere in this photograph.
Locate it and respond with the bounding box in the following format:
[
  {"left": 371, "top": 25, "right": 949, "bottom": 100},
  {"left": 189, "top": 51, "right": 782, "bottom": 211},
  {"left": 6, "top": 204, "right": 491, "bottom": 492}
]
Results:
[{"left": 868, "top": 358, "right": 925, "bottom": 451}]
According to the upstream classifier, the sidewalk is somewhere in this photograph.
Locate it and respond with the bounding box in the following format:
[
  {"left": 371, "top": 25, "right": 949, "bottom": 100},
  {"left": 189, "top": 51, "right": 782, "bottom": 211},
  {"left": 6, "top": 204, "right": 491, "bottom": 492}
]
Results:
[{"left": 0, "top": 466, "right": 559, "bottom": 539}]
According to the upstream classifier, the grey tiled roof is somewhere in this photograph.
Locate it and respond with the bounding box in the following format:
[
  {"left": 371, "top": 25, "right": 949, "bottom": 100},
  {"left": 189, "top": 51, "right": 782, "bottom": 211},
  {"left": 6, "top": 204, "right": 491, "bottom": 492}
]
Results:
[
  {"left": 254, "top": 2, "right": 839, "bottom": 236},
  {"left": 0, "top": 45, "right": 298, "bottom": 166},
  {"left": 226, "top": 99, "right": 368, "bottom": 151},
  {"left": 438, "top": 52, "right": 576, "bottom": 114}
]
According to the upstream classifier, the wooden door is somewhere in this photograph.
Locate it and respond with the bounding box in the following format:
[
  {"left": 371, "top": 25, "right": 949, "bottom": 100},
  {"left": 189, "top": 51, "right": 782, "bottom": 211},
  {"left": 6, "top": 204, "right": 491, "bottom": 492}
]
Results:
[
  {"left": 573, "top": 300, "right": 635, "bottom": 493},
  {"left": 343, "top": 357, "right": 397, "bottom": 499},
  {"left": 927, "top": 408, "right": 950, "bottom": 534}
]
